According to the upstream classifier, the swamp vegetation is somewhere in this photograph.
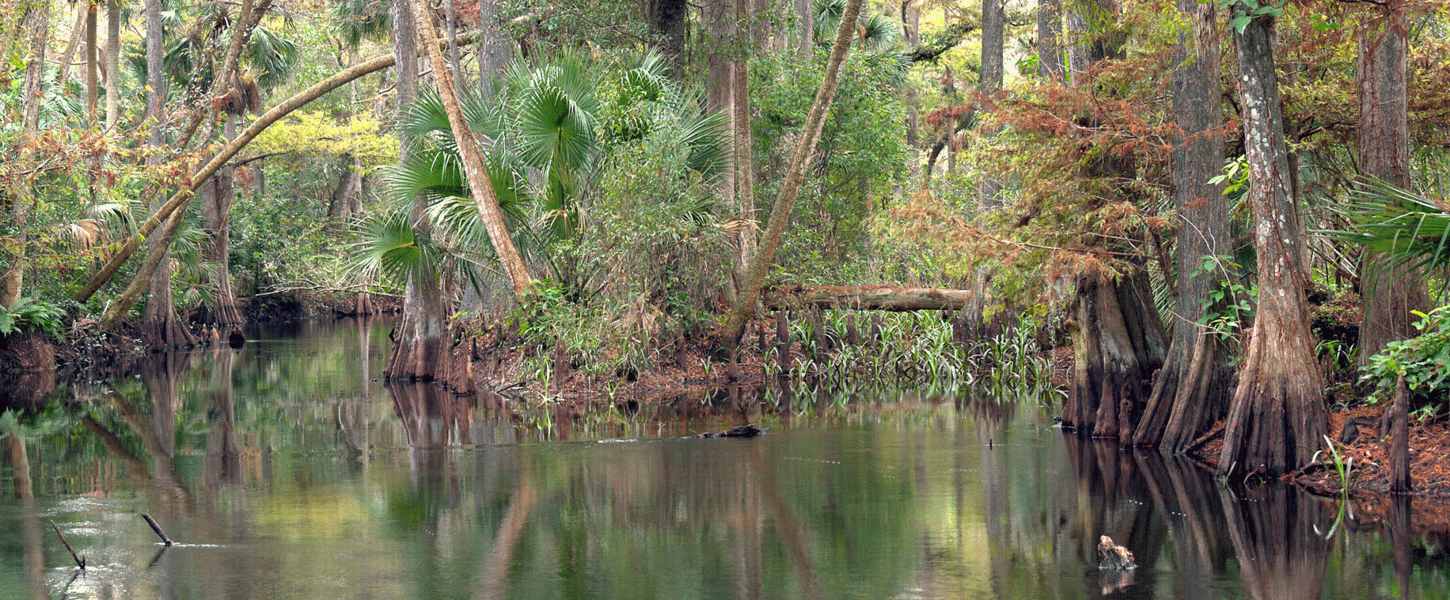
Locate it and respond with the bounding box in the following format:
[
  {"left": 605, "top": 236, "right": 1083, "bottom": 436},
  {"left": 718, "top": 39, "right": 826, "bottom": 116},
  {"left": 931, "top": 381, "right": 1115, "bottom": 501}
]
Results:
[{"left": 4, "top": 0, "right": 1450, "bottom": 592}]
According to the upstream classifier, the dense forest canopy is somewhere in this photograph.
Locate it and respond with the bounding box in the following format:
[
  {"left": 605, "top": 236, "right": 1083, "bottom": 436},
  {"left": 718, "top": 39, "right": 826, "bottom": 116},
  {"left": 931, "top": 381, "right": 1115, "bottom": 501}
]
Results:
[{"left": 3, "top": 0, "right": 1450, "bottom": 478}]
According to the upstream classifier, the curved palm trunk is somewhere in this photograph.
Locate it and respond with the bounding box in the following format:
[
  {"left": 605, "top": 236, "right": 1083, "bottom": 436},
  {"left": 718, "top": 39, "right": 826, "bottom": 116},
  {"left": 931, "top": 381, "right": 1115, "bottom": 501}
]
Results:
[
  {"left": 412, "top": 0, "right": 532, "bottom": 300},
  {"left": 1217, "top": 9, "right": 1326, "bottom": 478},
  {"left": 719, "top": 0, "right": 865, "bottom": 347},
  {"left": 1132, "top": 0, "right": 1231, "bottom": 449}
]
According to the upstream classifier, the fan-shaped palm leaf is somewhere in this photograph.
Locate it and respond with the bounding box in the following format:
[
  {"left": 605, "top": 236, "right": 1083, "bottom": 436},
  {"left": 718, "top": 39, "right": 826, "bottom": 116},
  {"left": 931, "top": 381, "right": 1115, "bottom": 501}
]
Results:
[
  {"left": 349, "top": 207, "right": 443, "bottom": 285},
  {"left": 245, "top": 26, "right": 300, "bottom": 89},
  {"left": 1325, "top": 178, "right": 1450, "bottom": 290},
  {"left": 331, "top": 0, "right": 392, "bottom": 48}
]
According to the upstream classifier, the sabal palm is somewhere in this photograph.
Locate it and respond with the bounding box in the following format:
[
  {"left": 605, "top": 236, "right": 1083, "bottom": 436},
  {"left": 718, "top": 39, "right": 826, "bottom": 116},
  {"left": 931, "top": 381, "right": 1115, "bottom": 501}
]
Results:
[{"left": 367, "top": 52, "right": 726, "bottom": 295}]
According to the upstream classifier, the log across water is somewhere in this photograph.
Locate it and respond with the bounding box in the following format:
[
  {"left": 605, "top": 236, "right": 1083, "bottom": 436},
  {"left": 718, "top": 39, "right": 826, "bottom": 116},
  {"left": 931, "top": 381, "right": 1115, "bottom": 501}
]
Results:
[{"left": 763, "top": 285, "right": 975, "bottom": 311}]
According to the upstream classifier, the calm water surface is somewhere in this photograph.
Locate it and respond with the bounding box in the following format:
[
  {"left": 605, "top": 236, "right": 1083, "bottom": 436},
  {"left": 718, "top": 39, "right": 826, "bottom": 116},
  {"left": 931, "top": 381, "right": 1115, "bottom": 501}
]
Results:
[{"left": 0, "top": 318, "right": 1445, "bottom": 600}]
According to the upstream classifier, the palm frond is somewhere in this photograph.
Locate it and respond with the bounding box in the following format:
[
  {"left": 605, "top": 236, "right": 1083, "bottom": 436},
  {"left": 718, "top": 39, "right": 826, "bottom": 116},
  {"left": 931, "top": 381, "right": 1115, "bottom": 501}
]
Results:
[
  {"left": 1322, "top": 178, "right": 1450, "bottom": 284},
  {"left": 349, "top": 207, "right": 443, "bottom": 285}
]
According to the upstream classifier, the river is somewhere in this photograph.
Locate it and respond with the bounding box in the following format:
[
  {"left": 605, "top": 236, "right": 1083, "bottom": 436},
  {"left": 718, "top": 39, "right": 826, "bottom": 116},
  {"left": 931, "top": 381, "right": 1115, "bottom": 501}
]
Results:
[{"left": 0, "top": 317, "right": 1443, "bottom": 599}]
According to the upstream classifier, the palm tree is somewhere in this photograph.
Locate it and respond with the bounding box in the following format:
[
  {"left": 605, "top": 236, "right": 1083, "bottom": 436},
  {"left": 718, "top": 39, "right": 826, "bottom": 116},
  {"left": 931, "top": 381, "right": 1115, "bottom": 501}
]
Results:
[{"left": 369, "top": 51, "right": 726, "bottom": 302}]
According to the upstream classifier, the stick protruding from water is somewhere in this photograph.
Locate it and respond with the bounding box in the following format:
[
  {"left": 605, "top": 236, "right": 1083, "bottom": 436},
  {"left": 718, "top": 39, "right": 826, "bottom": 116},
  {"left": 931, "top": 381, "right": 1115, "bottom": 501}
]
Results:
[
  {"left": 49, "top": 520, "right": 85, "bottom": 570},
  {"left": 142, "top": 513, "right": 174, "bottom": 546}
]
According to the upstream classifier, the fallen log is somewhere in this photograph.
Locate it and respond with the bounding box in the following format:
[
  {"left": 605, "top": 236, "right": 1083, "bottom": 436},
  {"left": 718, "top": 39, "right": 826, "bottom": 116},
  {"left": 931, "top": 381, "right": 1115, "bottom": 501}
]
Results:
[{"left": 763, "top": 285, "right": 976, "bottom": 312}]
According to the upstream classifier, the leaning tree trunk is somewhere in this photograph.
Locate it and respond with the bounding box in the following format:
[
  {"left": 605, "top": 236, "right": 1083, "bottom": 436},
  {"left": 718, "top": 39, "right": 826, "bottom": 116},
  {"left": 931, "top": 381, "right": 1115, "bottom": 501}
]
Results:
[
  {"left": 386, "top": 0, "right": 451, "bottom": 381},
  {"left": 78, "top": 27, "right": 491, "bottom": 308},
  {"left": 411, "top": 0, "right": 532, "bottom": 300},
  {"left": 1063, "top": 270, "right": 1167, "bottom": 439},
  {"left": 719, "top": 0, "right": 864, "bottom": 347},
  {"left": 1132, "top": 0, "right": 1231, "bottom": 450},
  {"left": 1217, "top": 8, "right": 1326, "bottom": 479}
]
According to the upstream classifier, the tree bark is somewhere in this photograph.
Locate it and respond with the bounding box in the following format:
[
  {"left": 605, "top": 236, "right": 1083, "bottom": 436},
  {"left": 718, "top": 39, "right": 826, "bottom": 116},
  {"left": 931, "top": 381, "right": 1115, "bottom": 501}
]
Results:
[
  {"left": 104, "top": 0, "right": 119, "bottom": 129},
  {"left": 979, "top": 0, "right": 1004, "bottom": 208},
  {"left": 1132, "top": 0, "right": 1230, "bottom": 450},
  {"left": 201, "top": 114, "right": 244, "bottom": 327},
  {"left": 1062, "top": 270, "right": 1167, "bottom": 438},
  {"left": 477, "top": 0, "right": 510, "bottom": 79},
  {"left": 647, "top": 0, "right": 689, "bottom": 70},
  {"left": 1356, "top": 0, "right": 1427, "bottom": 367},
  {"left": 718, "top": 0, "right": 864, "bottom": 348},
  {"left": 1036, "top": 0, "right": 1063, "bottom": 80},
  {"left": 86, "top": 0, "right": 98, "bottom": 122},
  {"left": 76, "top": 30, "right": 490, "bottom": 305},
  {"left": 733, "top": 0, "right": 758, "bottom": 288},
  {"left": 1217, "top": 8, "right": 1327, "bottom": 478}
]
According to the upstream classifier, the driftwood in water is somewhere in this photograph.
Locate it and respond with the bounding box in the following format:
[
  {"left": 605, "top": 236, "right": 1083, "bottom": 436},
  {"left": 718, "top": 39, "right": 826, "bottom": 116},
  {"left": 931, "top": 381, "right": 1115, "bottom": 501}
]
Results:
[
  {"left": 142, "top": 513, "right": 174, "bottom": 546},
  {"left": 693, "top": 424, "right": 764, "bottom": 439},
  {"left": 764, "top": 285, "right": 975, "bottom": 311},
  {"left": 1097, "top": 535, "right": 1136, "bottom": 570},
  {"left": 50, "top": 520, "right": 85, "bottom": 570}
]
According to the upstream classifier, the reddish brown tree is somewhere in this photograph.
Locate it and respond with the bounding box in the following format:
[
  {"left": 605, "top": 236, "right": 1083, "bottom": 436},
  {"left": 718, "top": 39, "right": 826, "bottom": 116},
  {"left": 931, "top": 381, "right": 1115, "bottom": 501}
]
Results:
[{"left": 1132, "top": 0, "right": 1231, "bottom": 450}]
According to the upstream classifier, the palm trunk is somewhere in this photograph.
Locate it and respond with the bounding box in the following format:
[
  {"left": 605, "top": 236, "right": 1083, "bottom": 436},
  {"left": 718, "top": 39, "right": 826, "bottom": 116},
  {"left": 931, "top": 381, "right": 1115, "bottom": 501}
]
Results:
[
  {"left": 718, "top": 0, "right": 865, "bottom": 347},
  {"left": 1217, "top": 8, "right": 1327, "bottom": 478},
  {"left": 411, "top": 0, "right": 533, "bottom": 300}
]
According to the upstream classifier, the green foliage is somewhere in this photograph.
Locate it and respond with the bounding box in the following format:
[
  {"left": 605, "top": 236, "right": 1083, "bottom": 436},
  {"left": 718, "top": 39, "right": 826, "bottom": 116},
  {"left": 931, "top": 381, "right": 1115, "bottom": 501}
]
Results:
[
  {"left": 250, "top": 112, "right": 398, "bottom": 169},
  {"left": 1218, "top": 0, "right": 1286, "bottom": 33},
  {"left": 753, "top": 49, "right": 910, "bottom": 283},
  {"left": 1361, "top": 306, "right": 1450, "bottom": 409},
  {"left": 1193, "top": 255, "right": 1255, "bottom": 344},
  {"left": 0, "top": 296, "right": 69, "bottom": 338}
]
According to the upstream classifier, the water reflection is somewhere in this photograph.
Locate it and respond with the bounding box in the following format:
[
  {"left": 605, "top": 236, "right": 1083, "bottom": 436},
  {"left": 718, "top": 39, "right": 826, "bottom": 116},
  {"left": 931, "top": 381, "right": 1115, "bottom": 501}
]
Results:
[{"left": 0, "top": 318, "right": 1446, "bottom": 599}]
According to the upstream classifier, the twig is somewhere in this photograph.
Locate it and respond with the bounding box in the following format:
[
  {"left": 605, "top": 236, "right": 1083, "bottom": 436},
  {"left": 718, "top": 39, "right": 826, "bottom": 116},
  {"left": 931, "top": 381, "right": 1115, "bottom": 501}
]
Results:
[
  {"left": 49, "top": 520, "right": 85, "bottom": 570},
  {"left": 142, "top": 513, "right": 174, "bottom": 546}
]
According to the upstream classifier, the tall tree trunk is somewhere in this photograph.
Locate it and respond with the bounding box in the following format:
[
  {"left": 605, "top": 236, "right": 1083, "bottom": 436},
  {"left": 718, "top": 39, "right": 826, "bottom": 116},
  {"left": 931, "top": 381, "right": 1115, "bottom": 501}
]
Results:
[
  {"left": 705, "top": 0, "right": 738, "bottom": 295},
  {"left": 1132, "top": 0, "right": 1230, "bottom": 450},
  {"left": 202, "top": 115, "right": 244, "bottom": 327},
  {"left": 1, "top": 1, "right": 50, "bottom": 308},
  {"left": 387, "top": 0, "right": 450, "bottom": 381},
  {"left": 1217, "top": 8, "right": 1327, "bottom": 479},
  {"left": 1036, "top": 0, "right": 1063, "bottom": 80},
  {"left": 719, "top": 0, "right": 865, "bottom": 347},
  {"left": 1055, "top": 0, "right": 1165, "bottom": 440},
  {"left": 478, "top": 0, "right": 511, "bottom": 79},
  {"left": 104, "top": 0, "right": 119, "bottom": 129},
  {"left": 86, "top": 0, "right": 98, "bottom": 122},
  {"left": 978, "top": 0, "right": 1004, "bottom": 208},
  {"left": 1356, "top": 0, "right": 1426, "bottom": 366},
  {"left": 733, "top": 0, "right": 758, "bottom": 286},
  {"left": 1355, "top": 0, "right": 1417, "bottom": 492},
  {"left": 795, "top": 0, "right": 813, "bottom": 60}
]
